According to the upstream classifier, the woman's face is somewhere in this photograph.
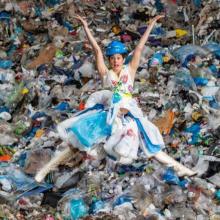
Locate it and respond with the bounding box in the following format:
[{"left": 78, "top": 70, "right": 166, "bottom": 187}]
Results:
[{"left": 109, "top": 54, "right": 125, "bottom": 74}]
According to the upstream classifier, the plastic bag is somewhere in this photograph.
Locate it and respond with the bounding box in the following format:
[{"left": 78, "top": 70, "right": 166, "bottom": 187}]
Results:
[
  {"left": 5, "top": 82, "right": 25, "bottom": 110},
  {"left": 70, "top": 198, "right": 88, "bottom": 220},
  {"left": 174, "top": 68, "right": 197, "bottom": 91},
  {"left": 69, "top": 111, "right": 111, "bottom": 148},
  {"left": 0, "top": 164, "right": 52, "bottom": 201},
  {"left": 104, "top": 117, "right": 139, "bottom": 164},
  {"left": 172, "top": 45, "right": 209, "bottom": 66},
  {"left": 57, "top": 108, "right": 112, "bottom": 152},
  {"left": 85, "top": 90, "right": 112, "bottom": 109},
  {"left": 203, "top": 42, "right": 220, "bottom": 58}
]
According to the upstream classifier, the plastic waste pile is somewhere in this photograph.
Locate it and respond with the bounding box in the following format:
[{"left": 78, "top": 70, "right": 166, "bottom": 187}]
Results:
[{"left": 0, "top": 0, "right": 219, "bottom": 219}]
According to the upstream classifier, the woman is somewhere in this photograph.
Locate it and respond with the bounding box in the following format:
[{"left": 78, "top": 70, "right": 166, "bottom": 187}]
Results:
[{"left": 35, "top": 15, "right": 196, "bottom": 182}]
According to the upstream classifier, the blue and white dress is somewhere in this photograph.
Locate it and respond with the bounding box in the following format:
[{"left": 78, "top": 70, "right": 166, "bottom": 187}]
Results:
[{"left": 57, "top": 65, "right": 165, "bottom": 164}]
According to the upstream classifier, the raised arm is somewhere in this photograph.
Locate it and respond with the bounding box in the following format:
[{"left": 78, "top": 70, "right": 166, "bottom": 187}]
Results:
[
  {"left": 73, "top": 15, "right": 107, "bottom": 77},
  {"left": 129, "top": 15, "right": 164, "bottom": 81}
]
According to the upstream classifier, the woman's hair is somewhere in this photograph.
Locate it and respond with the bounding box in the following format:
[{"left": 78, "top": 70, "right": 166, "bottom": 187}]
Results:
[{"left": 107, "top": 53, "right": 127, "bottom": 60}]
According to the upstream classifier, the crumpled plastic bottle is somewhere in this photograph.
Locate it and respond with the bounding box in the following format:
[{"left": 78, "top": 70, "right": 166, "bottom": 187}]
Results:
[
  {"left": 5, "top": 82, "right": 26, "bottom": 111},
  {"left": 13, "top": 118, "right": 31, "bottom": 137}
]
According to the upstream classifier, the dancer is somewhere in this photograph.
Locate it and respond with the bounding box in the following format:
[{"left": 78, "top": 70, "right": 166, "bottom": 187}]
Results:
[{"left": 35, "top": 14, "right": 196, "bottom": 182}]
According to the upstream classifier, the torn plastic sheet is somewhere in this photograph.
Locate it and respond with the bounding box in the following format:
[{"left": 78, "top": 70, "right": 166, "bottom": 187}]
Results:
[{"left": 0, "top": 164, "right": 52, "bottom": 201}]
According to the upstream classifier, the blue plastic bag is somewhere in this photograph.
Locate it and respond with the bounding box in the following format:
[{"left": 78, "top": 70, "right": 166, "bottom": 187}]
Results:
[
  {"left": 0, "top": 11, "right": 11, "bottom": 21},
  {"left": 163, "top": 167, "right": 180, "bottom": 185},
  {"left": 174, "top": 68, "right": 197, "bottom": 90},
  {"left": 185, "top": 123, "right": 201, "bottom": 145},
  {"left": 203, "top": 42, "right": 220, "bottom": 53},
  {"left": 0, "top": 166, "right": 52, "bottom": 200},
  {"left": 203, "top": 42, "right": 220, "bottom": 59},
  {"left": 172, "top": 45, "right": 208, "bottom": 66},
  {"left": 216, "top": 190, "right": 220, "bottom": 201},
  {"left": 68, "top": 111, "right": 112, "bottom": 148},
  {"left": 149, "top": 53, "right": 163, "bottom": 67},
  {"left": 193, "top": 0, "right": 201, "bottom": 7},
  {"left": 209, "top": 99, "right": 220, "bottom": 109},
  {"left": 45, "top": 0, "right": 61, "bottom": 7}
]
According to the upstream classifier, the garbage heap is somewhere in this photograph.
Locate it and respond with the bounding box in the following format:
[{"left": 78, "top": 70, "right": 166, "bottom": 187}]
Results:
[{"left": 0, "top": 0, "right": 219, "bottom": 219}]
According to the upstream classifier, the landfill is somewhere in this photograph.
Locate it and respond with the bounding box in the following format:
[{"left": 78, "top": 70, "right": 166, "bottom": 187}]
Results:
[{"left": 0, "top": 0, "right": 219, "bottom": 219}]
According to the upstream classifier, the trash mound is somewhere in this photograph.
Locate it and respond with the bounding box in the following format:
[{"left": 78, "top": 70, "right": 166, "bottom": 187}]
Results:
[{"left": 0, "top": 0, "right": 219, "bottom": 219}]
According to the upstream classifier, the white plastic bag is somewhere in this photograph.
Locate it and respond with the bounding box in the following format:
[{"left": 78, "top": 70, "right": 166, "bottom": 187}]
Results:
[
  {"left": 104, "top": 117, "right": 139, "bottom": 164},
  {"left": 85, "top": 90, "right": 112, "bottom": 108}
]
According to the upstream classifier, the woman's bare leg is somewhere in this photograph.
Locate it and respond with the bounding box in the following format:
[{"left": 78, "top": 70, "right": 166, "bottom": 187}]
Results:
[
  {"left": 35, "top": 147, "right": 74, "bottom": 182},
  {"left": 154, "top": 151, "right": 196, "bottom": 177}
]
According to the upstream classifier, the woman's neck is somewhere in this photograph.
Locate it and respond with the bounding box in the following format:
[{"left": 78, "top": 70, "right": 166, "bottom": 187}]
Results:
[{"left": 112, "top": 66, "right": 123, "bottom": 76}]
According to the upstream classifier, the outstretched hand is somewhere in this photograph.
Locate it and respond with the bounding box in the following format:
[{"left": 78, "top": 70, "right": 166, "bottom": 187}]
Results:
[
  {"left": 148, "top": 14, "right": 165, "bottom": 26},
  {"left": 72, "top": 14, "right": 88, "bottom": 27}
]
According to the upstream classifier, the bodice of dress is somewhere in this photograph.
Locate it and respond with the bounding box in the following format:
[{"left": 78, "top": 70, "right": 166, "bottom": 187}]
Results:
[
  {"left": 102, "top": 65, "right": 134, "bottom": 96},
  {"left": 103, "top": 65, "right": 144, "bottom": 116},
  {"left": 103, "top": 65, "right": 142, "bottom": 125}
]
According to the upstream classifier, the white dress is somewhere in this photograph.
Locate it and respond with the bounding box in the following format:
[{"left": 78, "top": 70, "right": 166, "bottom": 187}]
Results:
[{"left": 57, "top": 65, "right": 165, "bottom": 164}]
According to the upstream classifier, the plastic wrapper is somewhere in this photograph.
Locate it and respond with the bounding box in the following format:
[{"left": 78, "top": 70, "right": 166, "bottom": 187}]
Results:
[
  {"left": 58, "top": 189, "right": 89, "bottom": 220},
  {"left": 0, "top": 164, "right": 52, "bottom": 201},
  {"left": 0, "top": 60, "right": 13, "bottom": 69}
]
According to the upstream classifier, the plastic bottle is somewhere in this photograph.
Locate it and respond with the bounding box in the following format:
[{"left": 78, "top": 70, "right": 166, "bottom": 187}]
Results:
[
  {"left": 5, "top": 82, "right": 25, "bottom": 110},
  {"left": 89, "top": 198, "right": 105, "bottom": 214},
  {"left": 13, "top": 119, "right": 31, "bottom": 136},
  {"left": 165, "top": 29, "right": 188, "bottom": 38}
]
